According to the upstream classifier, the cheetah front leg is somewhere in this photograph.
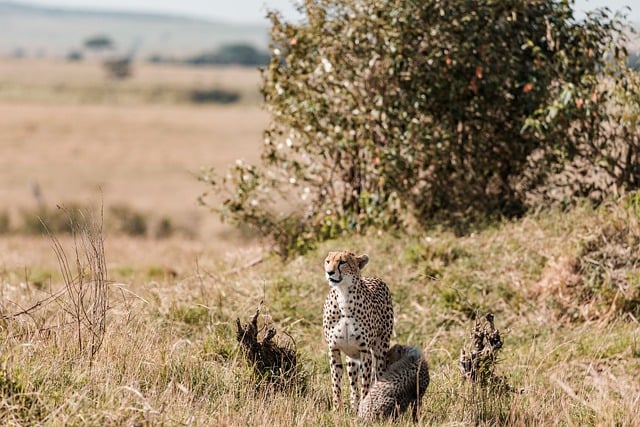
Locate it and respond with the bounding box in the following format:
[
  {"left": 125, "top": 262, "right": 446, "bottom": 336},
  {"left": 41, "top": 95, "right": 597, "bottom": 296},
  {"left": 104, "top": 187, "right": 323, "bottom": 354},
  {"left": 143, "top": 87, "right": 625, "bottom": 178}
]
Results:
[
  {"left": 346, "top": 355, "right": 361, "bottom": 410},
  {"left": 372, "top": 345, "right": 387, "bottom": 383},
  {"left": 359, "top": 350, "right": 373, "bottom": 401},
  {"left": 329, "top": 349, "right": 343, "bottom": 407}
]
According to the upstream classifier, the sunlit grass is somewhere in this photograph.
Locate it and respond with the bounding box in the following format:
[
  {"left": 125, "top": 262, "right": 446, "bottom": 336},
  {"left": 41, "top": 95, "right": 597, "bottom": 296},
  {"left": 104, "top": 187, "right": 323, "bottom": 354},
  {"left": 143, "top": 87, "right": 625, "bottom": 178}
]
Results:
[{"left": 1, "top": 199, "right": 639, "bottom": 425}]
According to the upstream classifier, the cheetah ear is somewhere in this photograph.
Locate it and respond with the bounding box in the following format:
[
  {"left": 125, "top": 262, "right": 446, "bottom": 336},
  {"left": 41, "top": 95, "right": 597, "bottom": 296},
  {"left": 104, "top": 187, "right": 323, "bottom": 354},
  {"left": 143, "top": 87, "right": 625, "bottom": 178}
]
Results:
[{"left": 357, "top": 254, "right": 369, "bottom": 270}]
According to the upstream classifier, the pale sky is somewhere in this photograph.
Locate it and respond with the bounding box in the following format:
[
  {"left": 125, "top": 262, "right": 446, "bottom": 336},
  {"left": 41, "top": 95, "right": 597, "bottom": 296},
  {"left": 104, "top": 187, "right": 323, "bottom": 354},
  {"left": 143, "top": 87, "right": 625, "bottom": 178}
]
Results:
[
  {"left": 22, "top": 0, "right": 303, "bottom": 24},
  {"left": 18, "top": 0, "right": 640, "bottom": 24}
]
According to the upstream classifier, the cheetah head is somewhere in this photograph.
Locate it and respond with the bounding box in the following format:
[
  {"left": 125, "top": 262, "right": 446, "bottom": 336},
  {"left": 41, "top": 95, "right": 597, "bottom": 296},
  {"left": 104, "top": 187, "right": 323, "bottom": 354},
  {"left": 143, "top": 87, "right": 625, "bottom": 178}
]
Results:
[
  {"left": 324, "top": 251, "right": 369, "bottom": 286},
  {"left": 386, "top": 344, "right": 423, "bottom": 365}
]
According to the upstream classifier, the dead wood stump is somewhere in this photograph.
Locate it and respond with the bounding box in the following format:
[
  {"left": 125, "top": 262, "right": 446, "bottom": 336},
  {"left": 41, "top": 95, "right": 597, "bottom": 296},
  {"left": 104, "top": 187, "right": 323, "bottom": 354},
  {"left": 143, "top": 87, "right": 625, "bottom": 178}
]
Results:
[
  {"left": 459, "top": 313, "right": 522, "bottom": 393},
  {"left": 235, "top": 302, "right": 298, "bottom": 389}
]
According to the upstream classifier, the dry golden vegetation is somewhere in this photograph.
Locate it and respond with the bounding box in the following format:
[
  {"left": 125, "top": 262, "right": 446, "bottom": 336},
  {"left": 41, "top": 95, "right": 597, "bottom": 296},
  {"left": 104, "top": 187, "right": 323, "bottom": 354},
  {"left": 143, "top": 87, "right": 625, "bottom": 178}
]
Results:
[
  {"left": 0, "top": 58, "right": 265, "bottom": 242},
  {"left": 1, "top": 58, "right": 639, "bottom": 425},
  {"left": 0, "top": 59, "right": 263, "bottom": 104}
]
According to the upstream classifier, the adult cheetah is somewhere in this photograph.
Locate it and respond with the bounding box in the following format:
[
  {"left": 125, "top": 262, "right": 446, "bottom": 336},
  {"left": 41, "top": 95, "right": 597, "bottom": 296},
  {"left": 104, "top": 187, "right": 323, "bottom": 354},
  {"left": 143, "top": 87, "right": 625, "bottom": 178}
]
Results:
[
  {"left": 358, "top": 344, "right": 430, "bottom": 421},
  {"left": 322, "top": 251, "right": 394, "bottom": 410}
]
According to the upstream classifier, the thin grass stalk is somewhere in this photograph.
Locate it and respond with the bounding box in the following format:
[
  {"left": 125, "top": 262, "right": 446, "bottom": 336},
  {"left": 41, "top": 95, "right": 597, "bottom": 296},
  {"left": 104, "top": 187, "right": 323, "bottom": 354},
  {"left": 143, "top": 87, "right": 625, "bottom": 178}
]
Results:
[{"left": 44, "top": 204, "right": 109, "bottom": 363}]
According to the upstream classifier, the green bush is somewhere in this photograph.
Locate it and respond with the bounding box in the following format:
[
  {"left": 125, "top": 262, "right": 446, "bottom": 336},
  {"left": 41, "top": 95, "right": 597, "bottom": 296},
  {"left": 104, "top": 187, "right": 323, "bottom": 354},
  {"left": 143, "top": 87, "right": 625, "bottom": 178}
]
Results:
[
  {"left": 189, "top": 88, "right": 240, "bottom": 104},
  {"left": 185, "top": 43, "right": 269, "bottom": 67},
  {"left": 108, "top": 204, "right": 147, "bottom": 237},
  {"left": 20, "top": 204, "right": 90, "bottom": 235},
  {"left": 526, "top": 69, "right": 640, "bottom": 208},
  {"left": 153, "top": 216, "right": 174, "bottom": 239},
  {"left": 203, "top": 0, "right": 634, "bottom": 257}
]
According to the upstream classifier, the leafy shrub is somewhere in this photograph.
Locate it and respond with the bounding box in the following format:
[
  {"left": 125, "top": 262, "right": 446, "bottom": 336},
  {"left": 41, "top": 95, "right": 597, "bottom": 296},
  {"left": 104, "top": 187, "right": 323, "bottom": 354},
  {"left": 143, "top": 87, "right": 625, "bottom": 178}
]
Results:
[
  {"left": 15, "top": 203, "right": 181, "bottom": 239},
  {"left": 84, "top": 34, "right": 114, "bottom": 51},
  {"left": 185, "top": 43, "right": 269, "bottom": 66},
  {"left": 108, "top": 204, "right": 147, "bottom": 237},
  {"left": 153, "top": 216, "right": 174, "bottom": 239},
  {"left": 20, "top": 204, "right": 89, "bottom": 235},
  {"left": 524, "top": 62, "right": 640, "bottom": 208},
  {"left": 189, "top": 88, "right": 240, "bottom": 104},
  {"left": 66, "top": 50, "right": 83, "bottom": 62},
  {"left": 103, "top": 58, "right": 132, "bottom": 80},
  {"left": 202, "top": 0, "right": 634, "bottom": 257}
]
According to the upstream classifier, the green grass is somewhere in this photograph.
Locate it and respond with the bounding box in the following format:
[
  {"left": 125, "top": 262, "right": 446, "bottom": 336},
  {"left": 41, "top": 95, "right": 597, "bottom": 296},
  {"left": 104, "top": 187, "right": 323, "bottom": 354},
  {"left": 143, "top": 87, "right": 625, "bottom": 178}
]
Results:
[{"left": 1, "top": 199, "right": 640, "bottom": 425}]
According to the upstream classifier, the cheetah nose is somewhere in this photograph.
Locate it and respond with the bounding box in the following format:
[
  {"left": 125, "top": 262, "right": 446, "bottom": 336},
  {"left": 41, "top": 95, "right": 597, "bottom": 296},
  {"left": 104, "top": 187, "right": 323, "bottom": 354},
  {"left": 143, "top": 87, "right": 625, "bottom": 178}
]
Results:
[{"left": 327, "top": 270, "right": 335, "bottom": 275}]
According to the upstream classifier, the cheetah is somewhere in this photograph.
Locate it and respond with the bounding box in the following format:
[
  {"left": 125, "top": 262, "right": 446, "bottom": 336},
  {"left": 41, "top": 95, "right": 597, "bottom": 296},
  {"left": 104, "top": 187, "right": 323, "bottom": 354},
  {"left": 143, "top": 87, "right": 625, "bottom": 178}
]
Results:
[
  {"left": 358, "top": 344, "right": 430, "bottom": 422},
  {"left": 322, "top": 251, "right": 394, "bottom": 410}
]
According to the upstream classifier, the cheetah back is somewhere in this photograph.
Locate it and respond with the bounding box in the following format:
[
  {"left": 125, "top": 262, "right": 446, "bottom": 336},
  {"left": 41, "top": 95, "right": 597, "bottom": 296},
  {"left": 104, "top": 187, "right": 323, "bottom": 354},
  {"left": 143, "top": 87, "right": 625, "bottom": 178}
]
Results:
[
  {"left": 358, "top": 345, "right": 430, "bottom": 421},
  {"left": 361, "top": 277, "right": 393, "bottom": 345}
]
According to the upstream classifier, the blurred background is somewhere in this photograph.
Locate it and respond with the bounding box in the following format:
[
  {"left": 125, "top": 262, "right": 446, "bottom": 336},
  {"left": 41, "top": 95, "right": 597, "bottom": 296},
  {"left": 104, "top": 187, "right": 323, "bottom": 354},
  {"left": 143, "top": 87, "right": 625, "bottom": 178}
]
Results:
[
  {"left": 0, "top": 0, "right": 302, "bottom": 249},
  {"left": 0, "top": 0, "right": 637, "bottom": 251}
]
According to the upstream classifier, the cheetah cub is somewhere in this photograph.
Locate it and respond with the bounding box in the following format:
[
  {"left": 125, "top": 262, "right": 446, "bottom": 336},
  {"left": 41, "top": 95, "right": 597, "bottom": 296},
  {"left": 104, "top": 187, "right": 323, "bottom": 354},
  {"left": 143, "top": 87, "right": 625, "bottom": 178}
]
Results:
[
  {"left": 322, "top": 251, "right": 394, "bottom": 410},
  {"left": 358, "top": 344, "right": 430, "bottom": 422}
]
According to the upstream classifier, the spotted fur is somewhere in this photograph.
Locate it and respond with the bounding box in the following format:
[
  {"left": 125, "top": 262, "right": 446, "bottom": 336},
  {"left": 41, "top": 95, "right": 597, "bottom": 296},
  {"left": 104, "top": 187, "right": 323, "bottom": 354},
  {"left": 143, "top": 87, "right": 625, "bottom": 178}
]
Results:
[
  {"left": 358, "top": 344, "right": 430, "bottom": 421},
  {"left": 322, "top": 251, "right": 394, "bottom": 410}
]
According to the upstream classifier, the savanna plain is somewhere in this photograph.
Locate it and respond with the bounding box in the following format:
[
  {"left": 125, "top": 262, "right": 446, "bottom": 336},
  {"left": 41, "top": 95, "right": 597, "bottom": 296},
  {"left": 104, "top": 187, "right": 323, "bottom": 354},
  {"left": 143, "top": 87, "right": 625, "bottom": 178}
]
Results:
[{"left": 1, "top": 58, "right": 639, "bottom": 426}]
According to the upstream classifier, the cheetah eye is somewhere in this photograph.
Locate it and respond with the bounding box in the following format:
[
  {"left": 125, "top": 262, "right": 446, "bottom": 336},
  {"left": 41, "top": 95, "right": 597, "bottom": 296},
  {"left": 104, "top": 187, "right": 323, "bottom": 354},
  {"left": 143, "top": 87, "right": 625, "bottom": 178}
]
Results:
[{"left": 338, "top": 260, "right": 346, "bottom": 266}]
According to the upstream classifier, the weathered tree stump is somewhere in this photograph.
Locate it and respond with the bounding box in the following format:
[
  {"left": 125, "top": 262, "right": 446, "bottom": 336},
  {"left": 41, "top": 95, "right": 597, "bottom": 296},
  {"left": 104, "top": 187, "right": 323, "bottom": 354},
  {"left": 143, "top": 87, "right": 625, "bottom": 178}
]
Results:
[
  {"left": 459, "top": 313, "right": 522, "bottom": 393},
  {"left": 235, "top": 302, "right": 298, "bottom": 389}
]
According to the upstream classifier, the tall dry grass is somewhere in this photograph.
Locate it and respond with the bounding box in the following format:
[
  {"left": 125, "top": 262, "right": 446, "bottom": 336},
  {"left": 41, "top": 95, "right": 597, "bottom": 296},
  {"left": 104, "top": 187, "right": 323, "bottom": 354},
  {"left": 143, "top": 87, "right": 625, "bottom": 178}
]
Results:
[
  {"left": 1, "top": 198, "right": 639, "bottom": 425},
  {"left": 48, "top": 205, "right": 108, "bottom": 363}
]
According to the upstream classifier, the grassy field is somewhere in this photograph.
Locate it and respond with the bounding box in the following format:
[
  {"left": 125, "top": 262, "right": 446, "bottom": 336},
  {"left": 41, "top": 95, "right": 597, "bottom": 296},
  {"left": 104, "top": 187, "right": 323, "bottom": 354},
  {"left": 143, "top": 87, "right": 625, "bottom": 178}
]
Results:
[{"left": 1, "top": 58, "right": 639, "bottom": 426}]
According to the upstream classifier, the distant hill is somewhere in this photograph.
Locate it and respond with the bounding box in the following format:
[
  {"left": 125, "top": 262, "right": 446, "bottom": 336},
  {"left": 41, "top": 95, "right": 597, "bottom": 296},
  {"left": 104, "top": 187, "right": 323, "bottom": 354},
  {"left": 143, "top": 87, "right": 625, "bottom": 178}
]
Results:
[
  {"left": 0, "top": 1, "right": 270, "bottom": 59},
  {"left": 0, "top": 1, "right": 635, "bottom": 61}
]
